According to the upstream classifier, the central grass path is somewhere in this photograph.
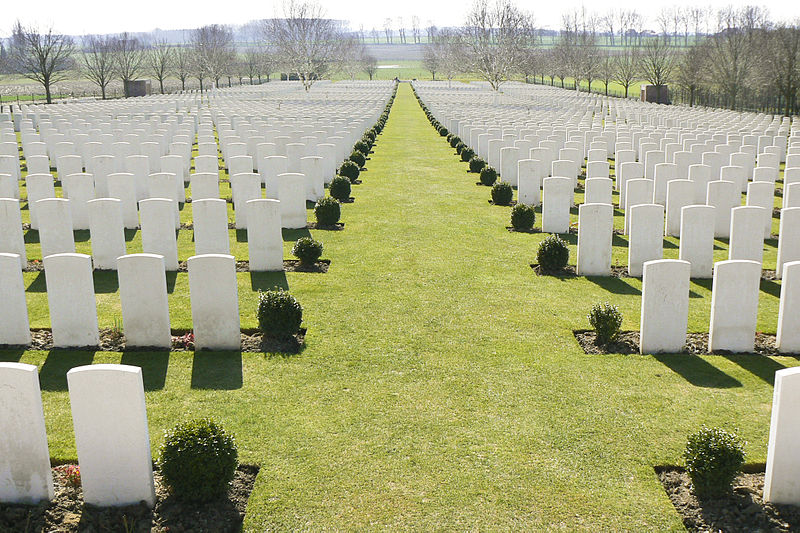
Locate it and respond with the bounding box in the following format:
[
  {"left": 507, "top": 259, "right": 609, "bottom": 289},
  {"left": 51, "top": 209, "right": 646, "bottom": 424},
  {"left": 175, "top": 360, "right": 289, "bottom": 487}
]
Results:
[{"left": 11, "top": 83, "right": 798, "bottom": 531}]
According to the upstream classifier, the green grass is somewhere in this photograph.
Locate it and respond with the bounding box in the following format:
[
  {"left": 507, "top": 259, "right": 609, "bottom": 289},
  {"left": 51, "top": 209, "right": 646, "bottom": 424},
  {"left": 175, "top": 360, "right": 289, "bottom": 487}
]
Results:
[{"left": 3, "top": 82, "right": 797, "bottom": 530}]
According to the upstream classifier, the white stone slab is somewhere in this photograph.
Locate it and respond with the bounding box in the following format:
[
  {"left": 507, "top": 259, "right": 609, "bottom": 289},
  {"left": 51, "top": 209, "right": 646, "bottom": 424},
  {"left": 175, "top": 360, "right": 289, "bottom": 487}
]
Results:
[
  {"left": 577, "top": 203, "right": 613, "bottom": 276},
  {"left": 188, "top": 254, "right": 240, "bottom": 350},
  {"left": 247, "top": 199, "right": 284, "bottom": 271},
  {"left": 139, "top": 198, "right": 178, "bottom": 270},
  {"left": 628, "top": 204, "right": 664, "bottom": 277},
  {"left": 709, "top": 259, "right": 761, "bottom": 352},
  {"left": 117, "top": 254, "right": 171, "bottom": 348},
  {"left": 43, "top": 253, "right": 99, "bottom": 347},
  {"left": 640, "top": 259, "right": 690, "bottom": 353},
  {"left": 0, "top": 254, "right": 31, "bottom": 344}
]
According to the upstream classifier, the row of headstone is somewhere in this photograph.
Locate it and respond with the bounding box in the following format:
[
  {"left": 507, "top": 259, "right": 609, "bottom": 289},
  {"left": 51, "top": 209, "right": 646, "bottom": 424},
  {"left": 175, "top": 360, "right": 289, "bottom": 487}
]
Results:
[
  {"left": 0, "top": 362, "right": 155, "bottom": 507},
  {"left": 0, "top": 252, "right": 241, "bottom": 350}
]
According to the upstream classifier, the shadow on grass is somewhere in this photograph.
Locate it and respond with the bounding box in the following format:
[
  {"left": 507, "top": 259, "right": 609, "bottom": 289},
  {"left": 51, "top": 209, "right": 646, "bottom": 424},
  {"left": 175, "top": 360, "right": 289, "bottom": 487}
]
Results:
[
  {"left": 652, "top": 353, "right": 742, "bottom": 389},
  {"left": 691, "top": 279, "right": 713, "bottom": 292},
  {"left": 190, "top": 351, "right": 243, "bottom": 390},
  {"left": 250, "top": 271, "right": 289, "bottom": 291},
  {"left": 761, "top": 280, "right": 781, "bottom": 298},
  {"left": 722, "top": 354, "right": 788, "bottom": 385},
  {"left": 120, "top": 350, "right": 169, "bottom": 390},
  {"left": 663, "top": 239, "right": 678, "bottom": 249},
  {"left": 236, "top": 229, "right": 247, "bottom": 242},
  {"left": 124, "top": 229, "right": 138, "bottom": 242},
  {"left": 40, "top": 350, "right": 96, "bottom": 391},
  {"left": 612, "top": 234, "right": 628, "bottom": 247},
  {"left": 24, "top": 230, "right": 39, "bottom": 244},
  {"left": 74, "top": 230, "right": 90, "bottom": 243},
  {"left": 282, "top": 227, "right": 311, "bottom": 242},
  {"left": 93, "top": 271, "right": 119, "bottom": 293},
  {"left": 586, "top": 276, "right": 641, "bottom": 295},
  {"left": 166, "top": 271, "right": 177, "bottom": 293},
  {"left": 27, "top": 271, "right": 46, "bottom": 292},
  {"left": 0, "top": 348, "right": 25, "bottom": 362}
]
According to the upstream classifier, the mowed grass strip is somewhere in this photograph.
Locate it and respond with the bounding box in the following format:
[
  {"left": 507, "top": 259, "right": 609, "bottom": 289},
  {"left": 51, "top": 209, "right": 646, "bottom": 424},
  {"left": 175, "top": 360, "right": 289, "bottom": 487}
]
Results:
[{"left": 3, "top": 82, "right": 797, "bottom": 530}]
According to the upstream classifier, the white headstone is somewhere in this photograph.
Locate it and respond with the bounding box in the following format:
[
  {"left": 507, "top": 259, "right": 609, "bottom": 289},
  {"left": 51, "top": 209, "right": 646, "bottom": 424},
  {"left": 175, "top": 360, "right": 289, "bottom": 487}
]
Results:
[
  {"left": 36, "top": 198, "right": 75, "bottom": 259},
  {"left": 107, "top": 173, "right": 140, "bottom": 229},
  {"left": 577, "top": 203, "right": 613, "bottom": 276},
  {"left": 640, "top": 259, "right": 690, "bottom": 353},
  {"left": 188, "top": 254, "right": 240, "bottom": 350},
  {"left": 628, "top": 204, "right": 664, "bottom": 277},
  {"left": 139, "top": 198, "right": 179, "bottom": 270},
  {"left": 729, "top": 206, "right": 766, "bottom": 263},
  {"left": 0, "top": 199, "right": 26, "bottom": 267},
  {"left": 247, "top": 199, "right": 284, "bottom": 271},
  {"left": 117, "top": 254, "right": 171, "bottom": 348},
  {"left": 679, "top": 205, "right": 715, "bottom": 279},
  {"left": 706, "top": 180, "right": 739, "bottom": 239},
  {"left": 541, "top": 177, "right": 572, "bottom": 234},
  {"left": 708, "top": 259, "right": 761, "bottom": 352},
  {"left": 192, "top": 198, "right": 230, "bottom": 255},
  {"left": 777, "top": 207, "right": 800, "bottom": 279},
  {"left": 88, "top": 198, "right": 126, "bottom": 270},
  {"left": 0, "top": 253, "right": 31, "bottom": 345},
  {"left": 43, "top": 253, "right": 99, "bottom": 347},
  {"left": 276, "top": 173, "right": 307, "bottom": 229},
  {"left": 67, "top": 364, "right": 155, "bottom": 507},
  {"left": 764, "top": 367, "right": 800, "bottom": 504}
]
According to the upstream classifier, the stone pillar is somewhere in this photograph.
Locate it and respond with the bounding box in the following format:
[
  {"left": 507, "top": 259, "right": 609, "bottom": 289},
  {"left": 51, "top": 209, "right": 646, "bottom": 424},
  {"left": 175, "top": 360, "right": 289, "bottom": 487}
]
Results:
[
  {"left": 628, "top": 204, "right": 664, "bottom": 277},
  {"left": 247, "top": 199, "right": 284, "bottom": 271},
  {"left": 276, "top": 173, "right": 307, "bottom": 229},
  {"left": 763, "top": 367, "right": 800, "bottom": 504},
  {"left": 640, "top": 259, "right": 690, "bottom": 353},
  {"left": 709, "top": 259, "right": 761, "bottom": 352},
  {"left": 729, "top": 206, "right": 766, "bottom": 264},
  {"left": 679, "top": 205, "right": 715, "bottom": 279},
  {"left": 577, "top": 203, "right": 613, "bottom": 276},
  {"left": 541, "top": 177, "right": 572, "bottom": 234},
  {"left": 43, "top": 253, "right": 99, "bottom": 347},
  {"left": 36, "top": 198, "right": 75, "bottom": 259},
  {"left": 188, "top": 254, "right": 240, "bottom": 350},
  {"left": 139, "top": 198, "right": 179, "bottom": 270},
  {"left": 0, "top": 362, "right": 53, "bottom": 503},
  {"left": 67, "top": 364, "right": 155, "bottom": 507},
  {"left": 117, "top": 254, "right": 171, "bottom": 348},
  {"left": 0, "top": 199, "right": 26, "bottom": 266},
  {"left": 0, "top": 253, "right": 31, "bottom": 345},
  {"left": 192, "top": 198, "right": 230, "bottom": 255},
  {"left": 88, "top": 198, "right": 126, "bottom": 270}
]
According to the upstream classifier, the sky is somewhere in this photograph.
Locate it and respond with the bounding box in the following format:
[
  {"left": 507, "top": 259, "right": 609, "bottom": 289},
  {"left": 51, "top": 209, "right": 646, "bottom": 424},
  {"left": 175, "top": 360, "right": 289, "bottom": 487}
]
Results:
[{"left": 3, "top": 0, "right": 798, "bottom": 37}]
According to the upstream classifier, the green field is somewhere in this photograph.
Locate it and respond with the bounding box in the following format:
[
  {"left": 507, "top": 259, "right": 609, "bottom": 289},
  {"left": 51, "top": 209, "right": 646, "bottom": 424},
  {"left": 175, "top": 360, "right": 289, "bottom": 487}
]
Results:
[{"left": 3, "top": 82, "right": 796, "bottom": 530}]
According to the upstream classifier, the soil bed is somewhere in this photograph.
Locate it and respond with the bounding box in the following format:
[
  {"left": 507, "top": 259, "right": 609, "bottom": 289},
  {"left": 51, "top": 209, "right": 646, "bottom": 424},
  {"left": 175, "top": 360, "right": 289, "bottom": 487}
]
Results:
[
  {"left": 0, "top": 464, "right": 259, "bottom": 533},
  {"left": 573, "top": 330, "right": 787, "bottom": 356},
  {"left": 530, "top": 264, "right": 630, "bottom": 278},
  {"left": 307, "top": 222, "right": 345, "bottom": 230},
  {"left": 506, "top": 226, "right": 542, "bottom": 234},
  {"left": 656, "top": 466, "right": 800, "bottom": 532},
  {"left": 488, "top": 200, "right": 517, "bottom": 206},
  {"left": 1, "top": 329, "right": 306, "bottom": 354},
  {"left": 22, "top": 260, "right": 330, "bottom": 273}
]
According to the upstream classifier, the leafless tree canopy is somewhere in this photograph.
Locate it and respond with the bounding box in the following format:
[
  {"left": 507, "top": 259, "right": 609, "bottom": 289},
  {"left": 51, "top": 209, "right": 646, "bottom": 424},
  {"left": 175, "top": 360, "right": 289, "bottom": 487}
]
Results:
[
  {"left": 190, "top": 24, "right": 235, "bottom": 90},
  {"left": 461, "top": 0, "right": 536, "bottom": 90},
  {"left": 147, "top": 38, "right": 174, "bottom": 94},
  {"left": 81, "top": 35, "right": 116, "bottom": 99},
  {"left": 113, "top": 32, "right": 145, "bottom": 96},
  {"left": 7, "top": 21, "right": 75, "bottom": 104},
  {"left": 265, "top": 0, "right": 346, "bottom": 91},
  {"left": 640, "top": 36, "right": 675, "bottom": 87}
]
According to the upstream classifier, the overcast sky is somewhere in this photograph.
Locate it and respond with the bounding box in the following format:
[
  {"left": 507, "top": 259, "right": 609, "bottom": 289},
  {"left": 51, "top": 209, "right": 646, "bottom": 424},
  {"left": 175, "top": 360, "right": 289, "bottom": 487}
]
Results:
[{"left": 4, "top": 0, "right": 798, "bottom": 37}]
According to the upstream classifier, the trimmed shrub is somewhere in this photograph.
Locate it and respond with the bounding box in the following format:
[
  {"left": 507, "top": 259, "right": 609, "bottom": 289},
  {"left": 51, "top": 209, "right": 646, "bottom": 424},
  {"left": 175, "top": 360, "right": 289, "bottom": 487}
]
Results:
[
  {"left": 537, "top": 234, "right": 569, "bottom": 273},
  {"left": 460, "top": 147, "right": 475, "bottom": 162},
  {"left": 338, "top": 160, "right": 360, "bottom": 183},
  {"left": 587, "top": 302, "right": 623, "bottom": 344},
  {"left": 364, "top": 130, "right": 377, "bottom": 142},
  {"left": 292, "top": 236, "right": 323, "bottom": 266},
  {"left": 438, "top": 126, "right": 448, "bottom": 136},
  {"left": 158, "top": 418, "right": 238, "bottom": 502},
  {"left": 354, "top": 140, "right": 370, "bottom": 156},
  {"left": 455, "top": 141, "right": 466, "bottom": 155},
  {"left": 446, "top": 133, "right": 455, "bottom": 144},
  {"left": 349, "top": 150, "right": 366, "bottom": 168},
  {"left": 450, "top": 136, "right": 461, "bottom": 148},
  {"left": 469, "top": 156, "right": 487, "bottom": 173},
  {"left": 480, "top": 166, "right": 498, "bottom": 186},
  {"left": 511, "top": 203, "right": 535, "bottom": 231},
  {"left": 491, "top": 182, "right": 513, "bottom": 205},
  {"left": 314, "top": 197, "right": 341, "bottom": 226},
  {"left": 329, "top": 176, "right": 351, "bottom": 202},
  {"left": 257, "top": 289, "right": 303, "bottom": 339},
  {"left": 684, "top": 427, "right": 746, "bottom": 498}
]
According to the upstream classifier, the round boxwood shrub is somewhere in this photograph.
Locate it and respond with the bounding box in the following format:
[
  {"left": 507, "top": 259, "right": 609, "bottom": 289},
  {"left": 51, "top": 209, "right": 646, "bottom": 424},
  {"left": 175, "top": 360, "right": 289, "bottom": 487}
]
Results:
[
  {"left": 480, "top": 166, "right": 498, "bottom": 186},
  {"left": 537, "top": 234, "right": 569, "bottom": 273},
  {"left": 354, "top": 140, "right": 370, "bottom": 156},
  {"left": 455, "top": 141, "right": 466, "bottom": 155},
  {"left": 450, "top": 136, "right": 461, "bottom": 148},
  {"left": 292, "top": 236, "right": 323, "bottom": 266},
  {"left": 349, "top": 150, "right": 366, "bottom": 168},
  {"left": 438, "top": 126, "right": 448, "bottom": 136},
  {"left": 587, "top": 302, "right": 623, "bottom": 344},
  {"left": 446, "top": 133, "right": 455, "bottom": 144},
  {"left": 314, "top": 197, "right": 341, "bottom": 226},
  {"left": 329, "top": 175, "right": 351, "bottom": 202},
  {"left": 364, "top": 130, "right": 377, "bottom": 142},
  {"left": 338, "top": 160, "right": 360, "bottom": 183},
  {"left": 158, "top": 418, "right": 238, "bottom": 502},
  {"left": 684, "top": 427, "right": 746, "bottom": 498},
  {"left": 257, "top": 289, "right": 303, "bottom": 339},
  {"left": 491, "top": 182, "right": 513, "bottom": 205},
  {"left": 510, "top": 203, "right": 535, "bottom": 231},
  {"left": 460, "top": 147, "right": 475, "bottom": 162},
  {"left": 469, "top": 156, "right": 486, "bottom": 173}
]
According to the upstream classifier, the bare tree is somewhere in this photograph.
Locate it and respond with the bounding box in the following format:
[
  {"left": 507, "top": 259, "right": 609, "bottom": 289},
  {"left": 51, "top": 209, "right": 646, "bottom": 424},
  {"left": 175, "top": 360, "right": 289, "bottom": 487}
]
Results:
[
  {"left": 603, "top": 9, "right": 617, "bottom": 46},
  {"left": 705, "top": 6, "right": 762, "bottom": 109},
  {"left": 675, "top": 43, "right": 707, "bottom": 106},
  {"left": 597, "top": 50, "right": 615, "bottom": 95},
  {"left": 147, "top": 38, "right": 174, "bottom": 94},
  {"left": 688, "top": 6, "right": 707, "bottom": 41},
  {"left": 243, "top": 45, "right": 262, "bottom": 84},
  {"left": 371, "top": 28, "right": 380, "bottom": 43},
  {"left": 266, "top": 0, "right": 346, "bottom": 91},
  {"left": 383, "top": 18, "right": 393, "bottom": 44},
  {"left": 339, "top": 37, "right": 363, "bottom": 80},
  {"left": 640, "top": 36, "right": 675, "bottom": 87},
  {"left": 422, "top": 39, "right": 441, "bottom": 80},
  {"left": 613, "top": 45, "right": 640, "bottom": 98},
  {"left": 81, "top": 34, "right": 116, "bottom": 99},
  {"left": 397, "top": 17, "right": 406, "bottom": 44},
  {"left": 461, "top": 0, "right": 535, "bottom": 91},
  {"left": 411, "top": 16, "right": 421, "bottom": 44},
  {"left": 174, "top": 44, "right": 191, "bottom": 91},
  {"left": 7, "top": 21, "right": 74, "bottom": 104},
  {"left": 191, "top": 24, "right": 235, "bottom": 89},
  {"left": 363, "top": 53, "right": 378, "bottom": 80},
  {"left": 426, "top": 24, "right": 437, "bottom": 43},
  {"left": 759, "top": 22, "right": 800, "bottom": 116},
  {"left": 113, "top": 32, "right": 145, "bottom": 97}
]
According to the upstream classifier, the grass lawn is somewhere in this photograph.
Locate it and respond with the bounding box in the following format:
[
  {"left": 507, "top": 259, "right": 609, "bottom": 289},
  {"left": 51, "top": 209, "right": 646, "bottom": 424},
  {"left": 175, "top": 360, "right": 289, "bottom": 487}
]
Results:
[{"left": 3, "top": 82, "right": 797, "bottom": 530}]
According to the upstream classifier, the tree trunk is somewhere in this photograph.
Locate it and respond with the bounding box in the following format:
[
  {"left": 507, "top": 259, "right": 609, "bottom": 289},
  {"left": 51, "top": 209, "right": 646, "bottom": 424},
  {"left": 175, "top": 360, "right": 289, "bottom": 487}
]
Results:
[
  {"left": 181, "top": 78, "right": 186, "bottom": 91},
  {"left": 101, "top": 86, "right": 106, "bottom": 99},
  {"left": 199, "top": 78, "right": 204, "bottom": 93},
  {"left": 45, "top": 82, "right": 52, "bottom": 104},
  {"left": 160, "top": 79, "right": 165, "bottom": 94}
]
